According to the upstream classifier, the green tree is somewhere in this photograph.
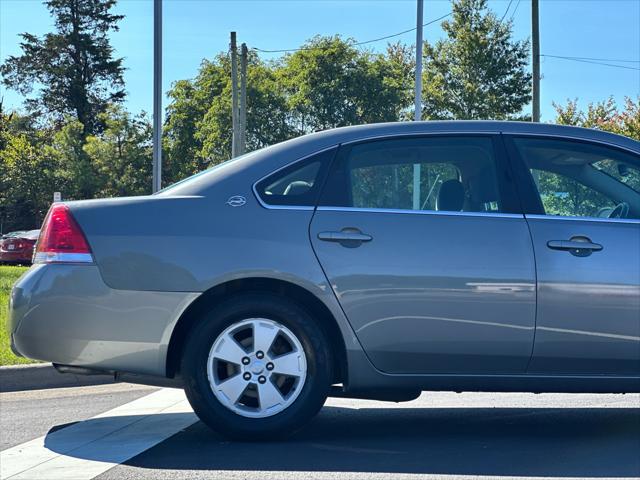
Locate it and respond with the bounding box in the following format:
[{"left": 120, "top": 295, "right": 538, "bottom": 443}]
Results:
[
  {"left": 422, "top": 0, "right": 531, "bottom": 119},
  {"left": 163, "top": 78, "right": 207, "bottom": 184},
  {"left": 385, "top": 42, "right": 417, "bottom": 121},
  {"left": 163, "top": 53, "right": 293, "bottom": 184},
  {"left": 1, "top": 0, "right": 125, "bottom": 135},
  {"left": 554, "top": 96, "right": 640, "bottom": 141},
  {"left": 279, "top": 36, "right": 412, "bottom": 132},
  {"left": 44, "top": 119, "right": 94, "bottom": 199},
  {"left": 0, "top": 110, "right": 59, "bottom": 230},
  {"left": 197, "top": 54, "right": 294, "bottom": 164},
  {"left": 163, "top": 39, "right": 414, "bottom": 185},
  {"left": 84, "top": 105, "right": 153, "bottom": 197}
]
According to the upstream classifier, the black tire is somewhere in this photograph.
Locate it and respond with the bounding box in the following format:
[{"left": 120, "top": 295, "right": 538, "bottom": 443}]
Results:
[{"left": 181, "top": 292, "right": 332, "bottom": 441}]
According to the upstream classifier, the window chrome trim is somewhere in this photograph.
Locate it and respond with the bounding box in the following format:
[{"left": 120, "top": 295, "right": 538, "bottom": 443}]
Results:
[
  {"left": 525, "top": 214, "right": 640, "bottom": 225},
  {"left": 316, "top": 206, "right": 523, "bottom": 219},
  {"left": 33, "top": 252, "right": 94, "bottom": 264},
  {"left": 254, "top": 203, "right": 315, "bottom": 211},
  {"left": 252, "top": 145, "right": 338, "bottom": 211}
]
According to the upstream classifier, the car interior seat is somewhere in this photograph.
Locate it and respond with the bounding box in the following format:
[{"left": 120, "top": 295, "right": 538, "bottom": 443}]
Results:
[{"left": 436, "top": 179, "right": 465, "bottom": 211}]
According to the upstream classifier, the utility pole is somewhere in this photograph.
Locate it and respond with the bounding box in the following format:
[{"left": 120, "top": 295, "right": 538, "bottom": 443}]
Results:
[
  {"left": 531, "top": 0, "right": 540, "bottom": 122},
  {"left": 230, "top": 32, "right": 240, "bottom": 157},
  {"left": 152, "top": 0, "right": 162, "bottom": 192},
  {"left": 413, "top": 0, "right": 424, "bottom": 210},
  {"left": 239, "top": 43, "right": 248, "bottom": 155}
]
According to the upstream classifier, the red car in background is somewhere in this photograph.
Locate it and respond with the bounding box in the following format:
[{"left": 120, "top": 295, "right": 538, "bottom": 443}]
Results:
[{"left": 0, "top": 230, "right": 40, "bottom": 265}]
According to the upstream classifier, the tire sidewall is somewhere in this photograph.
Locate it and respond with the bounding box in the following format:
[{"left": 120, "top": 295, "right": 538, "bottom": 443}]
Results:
[{"left": 181, "top": 293, "right": 331, "bottom": 440}]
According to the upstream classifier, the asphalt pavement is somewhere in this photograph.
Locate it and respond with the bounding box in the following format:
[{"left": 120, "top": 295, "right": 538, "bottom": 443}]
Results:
[
  {"left": 0, "top": 383, "right": 157, "bottom": 451},
  {"left": 1, "top": 383, "right": 639, "bottom": 480}
]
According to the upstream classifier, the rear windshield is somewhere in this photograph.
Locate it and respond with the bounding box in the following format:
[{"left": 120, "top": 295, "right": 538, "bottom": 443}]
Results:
[
  {"left": 155, "top": 147, "right": 268, "bottom": 196},
  {"left": 155, "top": 157, "right": 242, "bottom": 196}
]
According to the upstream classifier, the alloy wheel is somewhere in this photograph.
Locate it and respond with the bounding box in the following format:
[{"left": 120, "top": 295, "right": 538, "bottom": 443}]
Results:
[{"left": 206, "top": 318, "right": 307, "bottom": 418}]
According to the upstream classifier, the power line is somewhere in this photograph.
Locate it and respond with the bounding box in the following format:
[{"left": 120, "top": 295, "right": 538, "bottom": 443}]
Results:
[
  {"left": 546, "top": 55, "right": 639, "bottom": 63},
  {"left": 542, "top": 54, "right": 640, "bottom": 71},
  {"left": 509, "top": 0, "right": 522, "bottom": 22},
  {"left": 499, "top": 0, "right": 514, "bottom": 23},
  {"left": 250, "top": 10, "right": 640, "bottom": 75},
  {"left": 253, "top": 12, "right": 452, "bottom": 54}
]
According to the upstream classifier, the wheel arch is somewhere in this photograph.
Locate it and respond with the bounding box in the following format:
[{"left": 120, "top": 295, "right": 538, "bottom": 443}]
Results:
[{"left": 165, "top": 277, "right": 348, "bottom": 384}]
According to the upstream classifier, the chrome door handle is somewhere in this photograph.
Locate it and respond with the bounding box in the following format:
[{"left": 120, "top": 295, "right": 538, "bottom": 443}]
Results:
[
  {"left": 318, "top": 230, "right": 372, "bottom": 244},
  {"left": 547, "top": 237, "right": 603, "bottom": 257}
]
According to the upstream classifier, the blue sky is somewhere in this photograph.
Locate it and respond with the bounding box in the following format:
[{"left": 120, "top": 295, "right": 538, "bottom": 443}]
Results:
[{"left": 1, "top": 0, "right": 639, "bottom": 122}]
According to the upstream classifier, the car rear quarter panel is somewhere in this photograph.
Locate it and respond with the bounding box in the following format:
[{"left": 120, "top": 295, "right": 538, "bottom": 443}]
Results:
[{"left": 70, "top": 196, "right": 325, "bottom": 295}]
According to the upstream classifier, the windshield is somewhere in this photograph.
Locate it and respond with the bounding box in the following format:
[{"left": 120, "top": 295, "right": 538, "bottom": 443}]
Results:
[{"left": 592, "top": 158, "right": 640, "bottom": 193}]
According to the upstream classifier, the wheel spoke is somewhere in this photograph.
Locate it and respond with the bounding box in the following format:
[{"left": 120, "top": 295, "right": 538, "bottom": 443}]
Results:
[
  {"left": 212, "top": 334, "right": 246, "bottom": 364},
  {"left": 258, "top": 379, "right": 284, "bottom": 411},
  {"left": 216, "top": 373, "right": 247, "bottom": 405},
  {"left": 207, "top": 317, "right": 307, "bottom": 418},
  {"left": 271, "top": 352, "right": 303, "bottom": 377},
  {"left": 252, "top": 321, "right": 280, "bottom": 355}
]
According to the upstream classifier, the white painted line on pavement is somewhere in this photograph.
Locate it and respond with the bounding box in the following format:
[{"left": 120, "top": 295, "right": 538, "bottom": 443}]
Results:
[{"left": 0, "top": 387, "right": 197, "bottom": 480}]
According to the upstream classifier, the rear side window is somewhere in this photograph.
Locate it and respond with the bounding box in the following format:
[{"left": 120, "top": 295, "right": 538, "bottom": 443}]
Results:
[
  {"left": 319, "top": 136, "right": 506, "bottom": 213},
  {"left": 255, "top": 147, "right": 337, "bottom": 206}
]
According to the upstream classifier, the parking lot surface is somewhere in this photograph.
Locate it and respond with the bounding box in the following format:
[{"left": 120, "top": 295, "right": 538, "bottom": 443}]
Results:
[{"left": 1, "top": 384, "right": 639, "bottom": 480}]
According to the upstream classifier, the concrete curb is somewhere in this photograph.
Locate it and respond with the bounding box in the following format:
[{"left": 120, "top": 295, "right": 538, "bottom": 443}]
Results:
[{"left": 0, "top": 363, "right": 115, "bottom": 393}]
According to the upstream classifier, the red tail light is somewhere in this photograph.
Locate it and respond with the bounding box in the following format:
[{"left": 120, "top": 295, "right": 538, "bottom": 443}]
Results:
[{"left": 34, "top": 204, "right": 93, "bottom": 264}]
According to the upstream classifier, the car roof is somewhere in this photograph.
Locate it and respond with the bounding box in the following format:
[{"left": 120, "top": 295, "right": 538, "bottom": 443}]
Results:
[{"left": 300, "top": 121, "right": 639, "bottom": 151}]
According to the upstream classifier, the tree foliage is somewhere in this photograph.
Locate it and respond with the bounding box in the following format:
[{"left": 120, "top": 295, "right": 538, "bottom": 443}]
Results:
[
  {"left": 279, "top": 36, "right": 412, "bottom": 131},
  {"left": 163, "top": 53, "right": 294, "bottom": 184},
  {"left": 0, "top": 108, "right": 59, "bottom": 230},
  {"left": 0, "top": 105, "right": 153, "bottom": 231},
  {"left": 554, "top": 97, "right": 640, "bottom": 141},
  {"left": 0, "top": 0, "right": 125, "bottom": 135},
  {"left": 163, "top": 36, "right": 414, "bottom": 184},
  {"left": 422, "top": 0, "right": 531, "bottom": 119},
  {"left": 85, "top": 105, "right": 153, "bottom": 197}
]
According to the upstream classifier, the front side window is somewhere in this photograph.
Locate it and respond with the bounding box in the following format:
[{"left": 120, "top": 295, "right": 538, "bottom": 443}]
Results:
[
  {"left": 530, "top": 169, "right": 617, "bottom": 217},
  {"left": 320, "top": 136, "right": 504, "bottom": 213},
  {"left": 512, "top": 137, "right": 640, "bottom": 220}
]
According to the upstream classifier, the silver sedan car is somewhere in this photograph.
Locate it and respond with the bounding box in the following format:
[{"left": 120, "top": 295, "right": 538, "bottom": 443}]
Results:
[{"left": 9, "top": 121, "right": 640, "bottom": 439}]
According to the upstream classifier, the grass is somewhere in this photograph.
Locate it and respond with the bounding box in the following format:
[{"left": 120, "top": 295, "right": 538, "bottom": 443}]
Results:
[{"left": 0, "top": 265, "right": 39, "bottom": 366}]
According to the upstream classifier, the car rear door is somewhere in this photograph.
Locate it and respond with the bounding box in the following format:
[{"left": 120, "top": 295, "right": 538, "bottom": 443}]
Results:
[
  {"left": 310, "top": 134, "right": 537, "bottom": 374},
  {"left": 505, "top": 135, "right": 640, "bottom": 375}
]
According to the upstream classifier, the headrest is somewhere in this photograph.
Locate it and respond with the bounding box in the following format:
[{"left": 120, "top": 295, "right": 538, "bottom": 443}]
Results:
[
  {"left": 436, "top": 179, "right": 465, "bottom": 211},
  {"left": 283, "top": 181, "right": 312, "bottom": 196}
]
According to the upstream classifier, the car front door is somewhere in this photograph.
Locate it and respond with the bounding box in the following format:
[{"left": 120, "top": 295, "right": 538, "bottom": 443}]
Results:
[
  {"left": 506, "top": 135, "right": 640, "bottom": 375},
  {"left": 310, "top": 135, "right": 537, "bottom": 374}
]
